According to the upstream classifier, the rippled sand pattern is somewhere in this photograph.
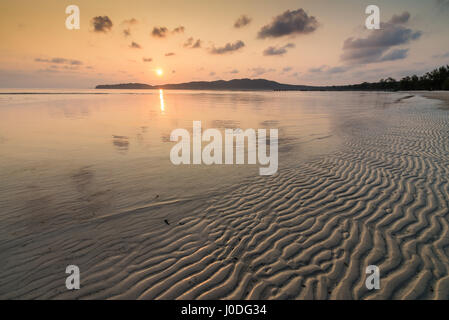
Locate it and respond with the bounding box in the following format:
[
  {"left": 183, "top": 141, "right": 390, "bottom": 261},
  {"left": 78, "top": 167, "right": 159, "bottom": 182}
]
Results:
[{"left": 1, "top": 95, "right": 449, "bottom": 300}]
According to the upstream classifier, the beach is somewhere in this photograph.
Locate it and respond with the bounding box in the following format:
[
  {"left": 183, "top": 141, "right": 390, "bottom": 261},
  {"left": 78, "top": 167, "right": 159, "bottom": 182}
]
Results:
[
  {"left": 0, "top": 91, "right": 448, "bottom": 299},
  {"left": 416, "top": 91, "right": 449, "bottom": 110}
]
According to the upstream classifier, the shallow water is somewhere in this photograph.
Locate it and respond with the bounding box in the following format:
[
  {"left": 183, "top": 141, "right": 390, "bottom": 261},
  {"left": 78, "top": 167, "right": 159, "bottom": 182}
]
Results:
[
  {"left": 0, "top": 89, "right": 373, "bottom": 221},
  {"left": 3, "top": 90, "right": 442, "bottom": 299}
]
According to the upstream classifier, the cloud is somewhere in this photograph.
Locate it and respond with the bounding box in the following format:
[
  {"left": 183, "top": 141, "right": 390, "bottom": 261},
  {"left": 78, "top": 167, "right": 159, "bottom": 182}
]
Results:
[
  {"left": 152, "top": 26, "right": 184, "bottom": 38},
  {"left": 165, "top": 52, "right": 175, "bottom": 56},
  {"left": 172, "top": 26, "right": 185, "bottom": 33},
  {"left": 129, "top": 42, "right": 142, "bottom": 49},
  {"left": 257, "top": 9, "right": 319, "bottom": 39},
  {"left": 122, "top": 18, "right": 137, "bottom": 37},
  {"left": 91, "top": 16, "right": 113, "bottom": 33},
  {"left": 210, "top": 40, "right": 245, "bottom": 54},
  {"left": 184, "top": 37, "right": 202, "bottom": 48},
  {"left": 229, "top": 69, "right": 239, "bottom": 74},
  {"left": 308, "top": 65, "right": 326, "bottom": 73},
  {"left": 389, "top": 11, "right": 411, "bottom": 24},
  {"left": 142, "top": 57, "right": 153, "bottom": 62},
  {"left": 433, "top": 51, "right": 449, "bottom": 58},
  {"left": 37, "top": 68, "right": 60, "bottom": 73},
  {"left": 35, "top": 57, "right": 83, "bottom": 65},
  {"left": 122, "top": 18, "right": 139, "bottom": 37},
  {"left": 282, "top": 67, "right": 293, "bottom": 73},
  {"left": 379, "top": 48, "right": 409, "bottom": 62},
  {"left": 122, "top": 18, "right": 138, "bottom": 25},
  {"left": 249, "top": 67, "right": 275, "bottom": 77},
  {"left": 152, "top": 26, "right": 168, "bottom": 38},
  {"left": 37, "top": 62, "right": 83, "bottom": 73},
  {"left": 209, "top": 72, "right": 216, "bottom": 76},
  {"left": 307, "top": 65, "right": 351, "bottom": 74},
  {"left": 234, "top": 15, "right": 251, "bottom": 28},
  {"left": 327, "top": 66, "right": 351, "bottom": 74},
  {"left": 341, "top": 13, "right": 421, "bottom": 64},
  {"left": 263, "top": 43, "right": 295, "bottom": 56}
]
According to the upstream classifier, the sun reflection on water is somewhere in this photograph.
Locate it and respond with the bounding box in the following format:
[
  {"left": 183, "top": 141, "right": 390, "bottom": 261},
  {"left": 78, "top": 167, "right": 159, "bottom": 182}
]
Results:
[{"left": 159, "top": 89, "right": 165, "bottom": 113}]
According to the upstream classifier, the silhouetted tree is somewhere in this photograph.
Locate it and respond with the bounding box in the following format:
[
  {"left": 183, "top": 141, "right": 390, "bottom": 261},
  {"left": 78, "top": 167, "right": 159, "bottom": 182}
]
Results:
[
  {"left": 443, "top": 78, "right": 449, "bottom": 91},
  {"left": 372, "top": 65, "right": 449, "bottom": 91}
]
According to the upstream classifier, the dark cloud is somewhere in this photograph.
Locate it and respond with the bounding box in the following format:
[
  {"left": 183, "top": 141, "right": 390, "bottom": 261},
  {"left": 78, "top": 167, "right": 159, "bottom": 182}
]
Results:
[
  {"left": 263, "top": 43, "right": 295, "bottom": 56},
  {"left": 229, "top": 69, "right": 239, "bottom": 74},
  {"left": 152, "top": 26, "right": 184, "bottom": 38},
  {"left": 209, "top": 72, "right": 216, "bottom": 76},
  {"left": 152, "top": 26, "right": 168, "bottom": 38},
  {"left": 123, "top": 28, "right": 131, "bottom": 37},
  {"left": 91, "top": 16, "right": 113, "bottom": 33},
  {"left": 234, "top": 15, "right": 251, "bottom": 28},
  {"left": 142, "top": 57, "right": 153, "bottom": 62},
  {"left": 172, "top": 26, "right": 185, "bottom": 34},
  {"left": 341, "top": 13, "right": 421, "bottom": 64},
  {"left": 249, "top": 67, "right": 275, "bottom": 77},
  {"left": 389, "top": 11, "right": 411, "bottom": 24},
  {"left": 257, "top": 9, "right": 318, "bottom": 39},
  {"left": 35, "top": 57, "right": 83, "bottom": 65},
  {"left": 210, "top": 40, "right": 245, "bottom": 54},
  {"left": 165, "top": 52, "right": 175, "bottom": 56},
  {"left": 282, "top": 67, "right": 293, "bottom": 73},
  {"left": 130, "top": 42, "right": 142, "bottom": 49},
  {"left": 184, "top": 37, "right": 202, "bottom": 48}
]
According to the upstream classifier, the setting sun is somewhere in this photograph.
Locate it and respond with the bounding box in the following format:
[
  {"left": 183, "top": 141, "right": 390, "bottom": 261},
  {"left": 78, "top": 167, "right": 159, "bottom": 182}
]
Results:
[{"left": 156, "top": 68, "right": 163, "bottom": 76}]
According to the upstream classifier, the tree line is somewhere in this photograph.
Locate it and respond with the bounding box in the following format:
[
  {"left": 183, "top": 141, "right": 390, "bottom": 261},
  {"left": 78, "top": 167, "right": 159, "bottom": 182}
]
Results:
[{"left": 332, "top": 65, "right": 449, "bottom": 91}]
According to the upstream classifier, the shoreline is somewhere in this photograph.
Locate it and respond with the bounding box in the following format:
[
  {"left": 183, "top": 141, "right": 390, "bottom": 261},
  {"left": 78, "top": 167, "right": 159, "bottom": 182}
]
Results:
[{"left": 414, "top": 91, "right": 449, "bottom": 110}]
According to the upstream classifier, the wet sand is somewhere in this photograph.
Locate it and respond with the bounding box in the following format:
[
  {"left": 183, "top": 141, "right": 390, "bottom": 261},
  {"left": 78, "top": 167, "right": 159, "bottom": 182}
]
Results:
[
  {"left": 1, "top": 92, "right": 449, "bottom": 299},
  {"left": 416, "top": 91, "right": 449, "bottom": 110}
]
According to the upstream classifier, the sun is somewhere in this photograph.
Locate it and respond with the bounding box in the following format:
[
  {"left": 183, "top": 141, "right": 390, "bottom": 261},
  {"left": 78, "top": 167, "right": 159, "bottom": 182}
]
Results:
[{"left": 156, "top": 68, "right": 163, "bottom": 76}]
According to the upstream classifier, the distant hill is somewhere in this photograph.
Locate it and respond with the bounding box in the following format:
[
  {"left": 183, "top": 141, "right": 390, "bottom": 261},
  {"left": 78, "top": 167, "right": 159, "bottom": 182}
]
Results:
[
  {"left": 96, "top": 83, "right": 154, "bottom": 90},
  {"left": 95, "top": 79, "right": 320, "bottom": 91},
  {"left": 96, "top": 65, "right": 449, "bottom": 91}
]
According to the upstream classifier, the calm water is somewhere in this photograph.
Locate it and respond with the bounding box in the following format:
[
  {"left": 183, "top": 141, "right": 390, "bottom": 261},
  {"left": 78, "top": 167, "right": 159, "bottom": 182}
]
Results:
[{"left": 0, "top": 90, "right": 398, "bottom": 234}]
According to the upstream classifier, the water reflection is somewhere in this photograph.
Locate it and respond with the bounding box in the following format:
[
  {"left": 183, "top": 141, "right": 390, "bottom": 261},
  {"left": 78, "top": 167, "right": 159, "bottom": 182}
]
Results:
[
  {"left": 211, "top": 120, "right": 240, "bottom": 129},
  {"left": 112, "top": 135, "right": 130, "bottom": 153},
  {"left": 159, "top": 89, "right": 165, "bottom": 113}
]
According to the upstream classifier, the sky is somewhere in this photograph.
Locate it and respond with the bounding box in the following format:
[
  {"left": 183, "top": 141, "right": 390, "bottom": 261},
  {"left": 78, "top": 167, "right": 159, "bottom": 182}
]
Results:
[{"left": 0, "top": 0, "right": 449, "bottom": 88}]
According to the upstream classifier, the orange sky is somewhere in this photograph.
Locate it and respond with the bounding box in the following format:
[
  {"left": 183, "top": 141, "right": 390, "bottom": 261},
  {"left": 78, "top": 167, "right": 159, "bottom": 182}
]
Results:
[{"left": 0, "top": 0, "right": 448, "bottom": 88}]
